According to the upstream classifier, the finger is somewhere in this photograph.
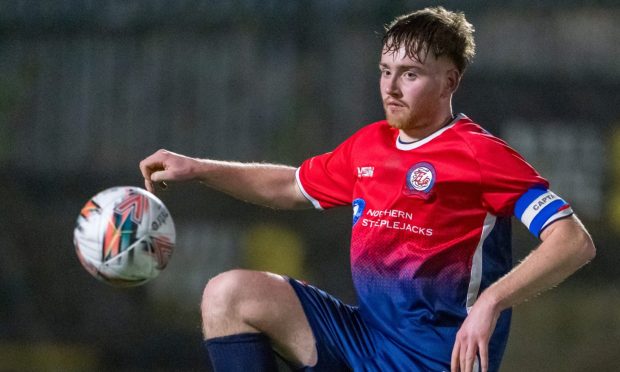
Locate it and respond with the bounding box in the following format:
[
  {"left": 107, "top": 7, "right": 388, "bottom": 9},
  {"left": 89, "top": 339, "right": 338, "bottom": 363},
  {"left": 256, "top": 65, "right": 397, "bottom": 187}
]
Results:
[
  {"left": 144, "top": 178, "right": 154, "bottom": 193},
  {"left": 140, "top": 164, "right": 155, "bottom": 190},
  {"left": 140, "top": 155, "right": 167, "bottom": 193},
  {"left": 140, "top": 162, "right": 159, "bottom": 193},
  {"left": 478, "top": 340, "right": 489, "bottom": 372},
  {"left": 150, "top": 169, "right": 170, "bottom": 183},
  {"left": 459, "top": 343, "right": 467, "bottom": 372},
  {"left": 451, "top": 340, "right": 461, "bottom": 372},
  {"left": 139, "top": 156, "right": 157, "bottom": 181},
  {"left": 464, "top": 343, "right": 477, "bottom": 372}
]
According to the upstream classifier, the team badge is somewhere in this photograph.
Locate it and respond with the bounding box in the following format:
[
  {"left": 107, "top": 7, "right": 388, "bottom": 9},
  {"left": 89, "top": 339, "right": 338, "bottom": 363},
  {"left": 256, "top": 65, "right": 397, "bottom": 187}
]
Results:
[
  {"left": 352, "top": 198, "right": 365, "bottom": 225},
  {"left": 406, "top": 162, "right": 436, "bottom": 194}
]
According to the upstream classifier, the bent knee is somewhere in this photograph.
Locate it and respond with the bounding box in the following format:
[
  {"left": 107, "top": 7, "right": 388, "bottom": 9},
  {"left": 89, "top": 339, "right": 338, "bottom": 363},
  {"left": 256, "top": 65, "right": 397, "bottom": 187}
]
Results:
[
  {"left": 202, "top": 270, "right": 291, "bottom": 319},
  {"left": 202, "top": 270, "right": 248, "bottom": 312},
  {"left": 201, "top": 270, "right": 259, "bottom": 337},
  {"left": 202, "top": 270, "right": 280, "bottom": 310}
]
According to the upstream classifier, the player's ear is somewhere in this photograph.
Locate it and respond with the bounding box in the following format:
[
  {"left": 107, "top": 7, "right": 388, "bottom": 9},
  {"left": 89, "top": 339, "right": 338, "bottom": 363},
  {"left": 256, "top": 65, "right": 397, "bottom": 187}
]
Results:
[{"left": 442, "top": 68, "right": 460, "bottom": 98}]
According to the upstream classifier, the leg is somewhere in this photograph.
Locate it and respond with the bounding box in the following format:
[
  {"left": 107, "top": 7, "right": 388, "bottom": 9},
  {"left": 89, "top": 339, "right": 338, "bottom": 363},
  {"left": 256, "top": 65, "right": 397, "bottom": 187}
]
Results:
[{"left": 201, "top": 269, "right": 317, "bottom": 367}]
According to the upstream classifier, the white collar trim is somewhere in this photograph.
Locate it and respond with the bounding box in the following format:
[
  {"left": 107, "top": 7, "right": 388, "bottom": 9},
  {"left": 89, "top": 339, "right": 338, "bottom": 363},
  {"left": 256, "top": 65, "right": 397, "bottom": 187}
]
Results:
[{"left": 395, "top": 113, "right": 464, "bottom": 151}]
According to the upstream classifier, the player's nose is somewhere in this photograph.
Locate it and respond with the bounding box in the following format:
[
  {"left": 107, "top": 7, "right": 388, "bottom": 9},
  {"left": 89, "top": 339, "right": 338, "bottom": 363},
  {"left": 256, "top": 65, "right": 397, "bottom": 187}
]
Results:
[{"left": 383, "top": 76, "right": 401, "bottom": 97}]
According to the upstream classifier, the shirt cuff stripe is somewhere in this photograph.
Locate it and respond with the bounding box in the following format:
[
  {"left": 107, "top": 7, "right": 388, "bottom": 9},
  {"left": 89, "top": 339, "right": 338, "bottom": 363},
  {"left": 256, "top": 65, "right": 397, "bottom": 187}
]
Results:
[{"left": 295, "top": 168, "right": 323, "bottom": 210}]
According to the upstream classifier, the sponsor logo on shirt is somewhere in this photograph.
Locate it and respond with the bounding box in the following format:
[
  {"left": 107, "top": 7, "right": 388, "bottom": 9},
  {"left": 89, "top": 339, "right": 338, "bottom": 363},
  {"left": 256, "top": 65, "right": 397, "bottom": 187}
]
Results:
[
  {"left": 360, "top": 208, "right": 433, "bottom": 236},
  {"left": 352, "top": 198, "right": 366, "bottom": 225},
  {"left": 357, "top": 166, "right": 374, "bottom": 178}
]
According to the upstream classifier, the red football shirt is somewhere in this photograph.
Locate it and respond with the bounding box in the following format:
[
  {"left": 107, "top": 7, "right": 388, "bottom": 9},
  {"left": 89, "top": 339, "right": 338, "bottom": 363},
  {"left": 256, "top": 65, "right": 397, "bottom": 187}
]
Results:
[{"left": 295, "top": 114, "right": 572, "bottom": 366}]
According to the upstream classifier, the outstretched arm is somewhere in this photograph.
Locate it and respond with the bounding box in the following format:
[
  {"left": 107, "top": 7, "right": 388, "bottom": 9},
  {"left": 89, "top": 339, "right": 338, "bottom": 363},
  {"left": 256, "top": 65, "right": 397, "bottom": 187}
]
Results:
[
  {"left": 451, "top": 215, "right": 595, "bottom": 372},
  {"left": 139, "top": 149, "right": 311, "bottom": 210}
]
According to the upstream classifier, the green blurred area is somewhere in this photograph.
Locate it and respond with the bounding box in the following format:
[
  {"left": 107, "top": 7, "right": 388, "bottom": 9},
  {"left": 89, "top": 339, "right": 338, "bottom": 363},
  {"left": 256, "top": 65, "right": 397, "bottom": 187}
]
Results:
[
  {"left": 505, "top": 284, "right": 620, "bottom": 371},
  {"left": 0, "top": 342, "right": 99, "bottom": 372}
]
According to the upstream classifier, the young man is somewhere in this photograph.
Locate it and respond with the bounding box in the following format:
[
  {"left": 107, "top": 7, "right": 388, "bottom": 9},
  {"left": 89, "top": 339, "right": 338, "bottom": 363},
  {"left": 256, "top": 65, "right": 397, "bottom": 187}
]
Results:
[{"left": 139, "top": 7, "right": 595, "bottom": 372}]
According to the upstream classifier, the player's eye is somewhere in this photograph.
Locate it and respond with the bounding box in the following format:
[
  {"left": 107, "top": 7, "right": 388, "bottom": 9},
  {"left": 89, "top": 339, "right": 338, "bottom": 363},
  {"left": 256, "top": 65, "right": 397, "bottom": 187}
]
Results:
[
  {"left": 404, "top": 71, "right": 417, "bottom": 80},
  {"left": 380, "top": 68, "right": 391, "bottom": 77}
]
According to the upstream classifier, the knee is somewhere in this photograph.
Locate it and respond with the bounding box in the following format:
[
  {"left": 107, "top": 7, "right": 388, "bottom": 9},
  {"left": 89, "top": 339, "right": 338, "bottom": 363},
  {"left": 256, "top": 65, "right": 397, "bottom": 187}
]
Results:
[
  {"left": 201, "top": 269, "right": 249, "bottom": 318},
  {"left": 202, "top": 270, "right": 292, "bottom": 320},
  {"left": 201, "top": 270, "right": 280, "bottom": 338}
]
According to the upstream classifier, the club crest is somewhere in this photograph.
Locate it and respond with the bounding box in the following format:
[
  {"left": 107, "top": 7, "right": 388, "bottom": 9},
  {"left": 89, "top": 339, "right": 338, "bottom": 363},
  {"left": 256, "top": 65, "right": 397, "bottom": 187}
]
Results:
[{"left": 406, "top": 162, "right": 436, "bottom": 194}]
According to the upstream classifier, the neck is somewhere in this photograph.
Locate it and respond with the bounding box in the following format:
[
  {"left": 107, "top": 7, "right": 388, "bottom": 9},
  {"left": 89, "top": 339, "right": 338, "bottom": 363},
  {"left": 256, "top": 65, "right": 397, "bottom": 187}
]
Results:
[{"left": 399, "top": 113, "right": 455, "bottom": 143}]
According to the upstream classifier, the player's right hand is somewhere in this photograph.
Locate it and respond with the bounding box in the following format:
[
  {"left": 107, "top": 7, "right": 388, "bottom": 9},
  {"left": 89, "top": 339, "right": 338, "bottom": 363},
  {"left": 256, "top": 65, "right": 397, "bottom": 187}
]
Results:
[
  {"left": 450, "top": 294, "right": 499, "bottom": 372},
  {"left": 139, "top": 149, "right": 198, "bottom": 193}
]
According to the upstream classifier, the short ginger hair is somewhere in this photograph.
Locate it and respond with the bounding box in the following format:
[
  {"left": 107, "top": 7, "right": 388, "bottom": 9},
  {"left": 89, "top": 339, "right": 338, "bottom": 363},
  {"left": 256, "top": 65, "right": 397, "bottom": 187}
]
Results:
[{"left": 382, "top": 6, "right": 476, "bottom": 74}]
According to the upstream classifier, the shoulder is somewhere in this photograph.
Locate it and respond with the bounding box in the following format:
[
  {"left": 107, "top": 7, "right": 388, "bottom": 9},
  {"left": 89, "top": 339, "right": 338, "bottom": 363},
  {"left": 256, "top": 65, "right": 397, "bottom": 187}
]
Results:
[
  {"left": 354, "top": 120, "right": 394, "bottom": 137},
  {"left": 341, "top": 120, "right": 396, "bottom": 147},
  {"left": 450, "top": 114, "right": 545, "bottom": 185},
  {"left": 450, "top": 115, "right": 518, "bottom": 157},
  {"left": 451, "top": 115, "right": 503, "bottom": 144}
]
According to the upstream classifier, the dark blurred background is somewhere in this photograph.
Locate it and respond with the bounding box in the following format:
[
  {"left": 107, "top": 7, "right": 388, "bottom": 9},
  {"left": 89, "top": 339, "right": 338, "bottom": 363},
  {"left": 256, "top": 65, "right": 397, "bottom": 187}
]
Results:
[{"left": 0, "top": 0, "right": 618, "bottom": 371}]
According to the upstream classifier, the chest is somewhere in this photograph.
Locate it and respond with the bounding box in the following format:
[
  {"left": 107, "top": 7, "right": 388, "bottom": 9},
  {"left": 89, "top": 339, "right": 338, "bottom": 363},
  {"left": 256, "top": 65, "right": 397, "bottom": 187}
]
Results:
[{"left": 350, "top": 144, "right": 481, "bottom": 210}]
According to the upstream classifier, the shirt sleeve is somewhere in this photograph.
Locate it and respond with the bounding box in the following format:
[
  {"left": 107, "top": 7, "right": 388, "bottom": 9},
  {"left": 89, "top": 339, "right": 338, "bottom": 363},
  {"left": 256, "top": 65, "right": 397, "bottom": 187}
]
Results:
[
  {"left": 469, "top": 131, "right": 573, "bottom": 237},
  {"left": 296, "top": 135, "right": 357, "bottom": 210},
  {"left": 468, "top": 132, "right": 547, "bottom": 215}
]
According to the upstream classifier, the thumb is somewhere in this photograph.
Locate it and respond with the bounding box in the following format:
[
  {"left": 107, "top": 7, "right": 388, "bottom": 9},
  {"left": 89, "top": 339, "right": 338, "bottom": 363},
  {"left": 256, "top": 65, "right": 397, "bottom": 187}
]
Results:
[{"left": 150, "top": 170, "right": 171, "bottom": 183}]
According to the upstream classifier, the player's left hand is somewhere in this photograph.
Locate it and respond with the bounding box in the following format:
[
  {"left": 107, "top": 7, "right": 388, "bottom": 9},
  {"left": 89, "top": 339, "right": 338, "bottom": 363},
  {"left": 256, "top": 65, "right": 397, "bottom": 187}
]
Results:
[{"left": 450, "top": 294, "right": 500, "bottom": 372}]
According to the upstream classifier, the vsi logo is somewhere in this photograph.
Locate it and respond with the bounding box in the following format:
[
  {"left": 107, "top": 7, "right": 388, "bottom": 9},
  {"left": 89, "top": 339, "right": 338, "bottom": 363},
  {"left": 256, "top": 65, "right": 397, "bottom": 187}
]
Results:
[
  {"left": 352, "top": 198, "right": 366, "bottom": 225},
  {"left": 406, "top": 162, "right": 436, "bottom": 193},
  {"left": 357, "top": 166, "right": 374, "bottom": 178}
]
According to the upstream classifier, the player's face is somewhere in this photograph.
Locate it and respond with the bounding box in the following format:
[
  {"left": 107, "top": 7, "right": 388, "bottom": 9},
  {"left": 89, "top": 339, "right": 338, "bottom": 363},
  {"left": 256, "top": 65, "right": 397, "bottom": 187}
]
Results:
[{"left": 379, "top": 45, "right": 457, "bottom": 136}]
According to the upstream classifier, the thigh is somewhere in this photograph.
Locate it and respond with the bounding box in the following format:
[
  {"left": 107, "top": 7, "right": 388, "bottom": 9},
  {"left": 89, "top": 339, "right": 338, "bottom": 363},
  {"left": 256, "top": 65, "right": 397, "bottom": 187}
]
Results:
[
  {"left": 288, "top": 278, "right": 376, "bottom": 371},
  {"left": 208, "top": 270, "right": 318, "bottom": 367}
]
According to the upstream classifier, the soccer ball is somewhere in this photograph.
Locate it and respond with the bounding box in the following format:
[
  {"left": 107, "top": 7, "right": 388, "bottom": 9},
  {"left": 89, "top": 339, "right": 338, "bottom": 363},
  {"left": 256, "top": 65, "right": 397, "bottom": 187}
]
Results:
[{"left": 74, "top": 186, "right": 175, "bottom": 287}]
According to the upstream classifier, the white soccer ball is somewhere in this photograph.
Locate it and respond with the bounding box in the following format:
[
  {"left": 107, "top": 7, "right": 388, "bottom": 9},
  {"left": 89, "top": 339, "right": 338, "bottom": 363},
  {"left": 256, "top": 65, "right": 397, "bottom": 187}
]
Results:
[{"left": 74, "top": 186, "right": 175, "bottom": 287}]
